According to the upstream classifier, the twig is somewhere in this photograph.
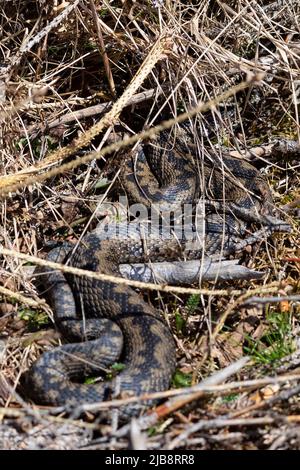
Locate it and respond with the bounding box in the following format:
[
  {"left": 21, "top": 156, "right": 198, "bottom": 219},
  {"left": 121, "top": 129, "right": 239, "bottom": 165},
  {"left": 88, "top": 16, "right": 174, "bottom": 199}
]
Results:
[
  {"left": 75, "top": 377, "right": 265, "bottom": 412},
  {"left": 129, "top": 419, "right": 147, "bottom": 450},
  {"left": 243, "top": 294, "right": 300, "bottom": 305},
  {"left": 82, "top": 357, "right": 250, "bottom": 435},
  {"left": 88, "top": 0, "right": 115, "bottom": 97},
  {"left": 77, "top": 371, "right": 300, "bottom": 442},
  {"left": 147, "top": 357, "right": 251, "bottom": 422},
  {"left": 227, "top": 139, "right": 300, "bottom": 164},
  {"left": 269, "top": 427, "right": 300, "bottom": 450},
  {"left": 168, "top": 416, "right": 281, "bottom": 449},
  {"left": 274, "top": 349, "right": 300, "bottom": 374},
  {"left": 0, "top": 245, "right": 282, "bottom": 297},
  {"left": 0, "top": 285, "right": 46, "bottom": 309},
  {"left": 27, "top": 87, "right": 165, "bottom": 135},
  {"left": 231, "top": 383, "right": 300, "bottom": 419}
]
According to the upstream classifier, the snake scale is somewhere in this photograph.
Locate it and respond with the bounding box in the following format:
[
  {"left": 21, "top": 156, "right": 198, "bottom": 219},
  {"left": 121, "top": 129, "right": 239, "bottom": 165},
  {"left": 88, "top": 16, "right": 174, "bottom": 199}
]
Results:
[{"left": 24, "top": 127, "right": 288, "bottom": 414}]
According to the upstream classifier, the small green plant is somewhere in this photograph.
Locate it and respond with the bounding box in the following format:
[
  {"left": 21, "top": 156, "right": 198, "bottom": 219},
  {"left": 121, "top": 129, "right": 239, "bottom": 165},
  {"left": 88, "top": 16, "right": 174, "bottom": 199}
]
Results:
[
  {"left": 99, "top": 8, "right": 109, "bottom": 18},
  {"left": 172, "top": 370, "right": 193, "bottom": 388},
  {"left": 186, "top": 294, "right": 200, "bottom": 314},
  {"left": 19, "top": 308, "right": 49, "bottom": 330},
  {"left": 105, "top": 362, "right": 126, "bottom": 380},
  {"left": 281, "top": 193, "right": 295, "bottom": 205},
  {"left": 85, "top": 376, "right": 97, "bottom": 385},
  {"left": 222, "top": 393, "right": 239, "bottom": 403},
  {"left": 110, "top": 362, "right": 126, "bottom": 372},
  {"left": 85, "top": 363, "right": 126, "bottom": 384},
  {"left": 175, "top": 310, "right": 186, "bottom": 334},
  {"left": 147, "top": 426, "right": 158, "bottom": 437},
  {"left": 32, "top": 137, "right": 58, "bottom": 157},
  {"left": 16, "top": 136, "right": 58, "bottom": 158},
  {"left": 83, "top": 41, "right": 98, "bottom": 52},
  {"left": 94, "top": 177, "right": 110, "bottom": 189},
  {"left": 244, "top": 310, "right": 295, "bottom": 365},
  {"left": 15, "top": 138, "right": 28, "bottom": 151}
]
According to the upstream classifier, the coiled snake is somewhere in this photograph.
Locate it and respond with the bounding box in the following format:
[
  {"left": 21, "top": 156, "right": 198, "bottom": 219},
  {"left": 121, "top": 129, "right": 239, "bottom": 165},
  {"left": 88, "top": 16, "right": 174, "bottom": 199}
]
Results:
[{"left": 24, "top": 128, "right": 288, "bottom": 414}]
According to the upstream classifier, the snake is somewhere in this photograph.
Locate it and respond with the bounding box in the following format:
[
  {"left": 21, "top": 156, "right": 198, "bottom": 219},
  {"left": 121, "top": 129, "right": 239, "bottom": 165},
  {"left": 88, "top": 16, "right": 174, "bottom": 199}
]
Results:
[{"left": 23, "top": 127, "right": 289, "bottom": 415}]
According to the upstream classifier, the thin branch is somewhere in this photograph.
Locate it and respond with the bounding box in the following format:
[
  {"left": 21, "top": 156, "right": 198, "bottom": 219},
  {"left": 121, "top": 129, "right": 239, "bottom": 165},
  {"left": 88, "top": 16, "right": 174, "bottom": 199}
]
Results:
[
  {"left": 0, "top": 245, "right": 282, "bottom": 297},
  {"left": 0, "top": 285, "right": 46, "bottom": 309},
  {"left": 243, "top": 294, "right": 300, "bottom": 305},
  {"left": 26, "top": 87, "right": 166, "bottom": 136},
  {"left": 88, "top": 0, "right": 116, "bottom": 97}
]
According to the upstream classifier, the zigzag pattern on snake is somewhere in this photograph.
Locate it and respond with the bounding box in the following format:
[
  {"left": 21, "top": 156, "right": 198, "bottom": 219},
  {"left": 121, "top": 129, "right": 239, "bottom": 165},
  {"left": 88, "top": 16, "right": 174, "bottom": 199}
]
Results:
[{"left": 23, "top": 127, "right": 288, "bottom": 414}]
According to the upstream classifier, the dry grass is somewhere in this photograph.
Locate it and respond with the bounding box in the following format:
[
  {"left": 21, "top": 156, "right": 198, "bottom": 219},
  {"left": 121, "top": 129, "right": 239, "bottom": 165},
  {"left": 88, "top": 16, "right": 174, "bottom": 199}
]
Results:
[{"left": 0, "top": 0, "right": 300, "bottom": 450}]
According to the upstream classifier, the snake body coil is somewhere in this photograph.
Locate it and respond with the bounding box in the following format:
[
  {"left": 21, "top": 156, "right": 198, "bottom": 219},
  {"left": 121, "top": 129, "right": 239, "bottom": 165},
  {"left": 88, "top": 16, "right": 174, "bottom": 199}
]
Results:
[{"left": 25, "top": 129, "right": 287, "bottom": 413}]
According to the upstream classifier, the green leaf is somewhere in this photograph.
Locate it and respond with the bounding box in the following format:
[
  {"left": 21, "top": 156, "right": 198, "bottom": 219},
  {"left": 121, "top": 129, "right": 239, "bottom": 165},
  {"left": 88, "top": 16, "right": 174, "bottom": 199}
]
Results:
[
  {"left": 94, "top": 177, "right": 110, "bottom": 189},
  {"left": 175, "top": 311, "right": 186, "bottom": 333},
  {"left": 244, "top": 310, "right": 295, "bottom": 365},
  {"left": 172, "top": 370, "right": 192, "bottom": 388},
  {"left": 186, "top": 294, "right": 200, "bottom": 313},
  {"left": 85, "top": 377, "right": 97, "bottom": 385},
  {"left": 222, "top": 393, "right": 239, "bottom": 403},
  {"left": 18, "top": 308, "right": 49, "bottom": 329},
  {"left": 147, "top": 426, "right": 158, "bottom": 437},
  {"left": 111, "top": 362, "right": 126, "bottom": 372}
]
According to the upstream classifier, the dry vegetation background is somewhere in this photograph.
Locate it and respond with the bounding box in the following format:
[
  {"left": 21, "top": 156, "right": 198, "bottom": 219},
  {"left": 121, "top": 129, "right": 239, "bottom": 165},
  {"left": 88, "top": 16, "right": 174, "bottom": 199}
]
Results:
[{"left": 0, "top": 0, "right": 300, "bottom": 450}]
